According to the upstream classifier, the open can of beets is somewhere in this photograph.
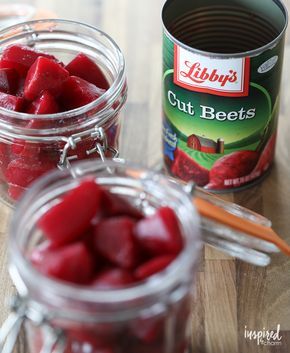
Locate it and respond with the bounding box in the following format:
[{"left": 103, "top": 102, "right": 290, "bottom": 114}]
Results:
[
  {"left": 1, "top": 160, "right": 202, "bottom": 353},
  {"left": 0, "top": 19, "right": 127, "bottom": 205},
  {"left": 162, "top": 0, "right": 288, "bottom": 192}
]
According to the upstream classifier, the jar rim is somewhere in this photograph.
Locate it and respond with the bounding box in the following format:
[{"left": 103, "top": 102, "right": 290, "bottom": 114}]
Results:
[
  {"left": 9, "top": 160, "right": 202, "bottom": 309},
  {"left": 0, "top": 19, "right": 126, "bottom": 121}
]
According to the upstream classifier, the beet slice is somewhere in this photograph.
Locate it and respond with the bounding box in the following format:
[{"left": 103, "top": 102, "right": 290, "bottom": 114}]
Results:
[
  {"left": 38, "top": 180, "right": 102, "bottom": 246},
  {"left": 30, "top": 242, "right": 94, "bottom": 284},
  {"left": 26, "top": 91, "right": 59, "bottom": 114},
  {"left": 2, "top": 45, "right": 57, "bottom": 76},
  {"left": 5, "top": 158, "right": 55, "bottom": 188},
  {"left": 0, "top": 68, "right": 19, "bottom": 94},
  {"left": 0, "top": 92, "right": 24, "bottom": 111},
  {"left": 66, "top": 53, "right": 109, "bottom": 90},
  {"left": 134, "top": 255, "right": 175, "bottom": 281},
  {"left": 60, "top": 76, "right": 105, "bottom": 111},
  {"left": 101, "top": 190, "right": 143, "bottom": 219},
  {"left": 206, "top": 150, "right": 260, "bottom": 190},
  {"left": 94, "top": 217, "right": 140, "bottom": 269},
  {"left": 24, "top": 57, "right": 69, "bottom": 100},
  {"left": 134, "top": 207, "right": 183, "bottom": 256},
  {"left": 130, "top": 317, "right": 164, "bottom": 344},
  {"left": 171, "top": 148, "right": 210, "bottom": 186},
  {"left": 92, "top": 268, "right": 135, "bottom": 289}
]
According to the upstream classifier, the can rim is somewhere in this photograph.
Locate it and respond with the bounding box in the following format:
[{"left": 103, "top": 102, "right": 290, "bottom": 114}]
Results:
[{"left": 162, "top": 0, "right": 288, "bottom": 58}]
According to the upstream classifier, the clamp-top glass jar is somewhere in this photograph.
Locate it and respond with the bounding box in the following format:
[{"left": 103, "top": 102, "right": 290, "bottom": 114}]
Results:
[
  {"left": 0, "top": 19, "right": 127, "bottom": 205},
  {"left": 2, "top": 160, "right": 201, "bottom": 353}
]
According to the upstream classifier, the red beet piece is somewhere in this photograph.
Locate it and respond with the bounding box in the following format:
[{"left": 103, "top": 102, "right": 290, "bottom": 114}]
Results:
[
  {"left": 5, "top": 158, "right": 54, "bottom": 188},
  {"left": 38, "top": 180, "right": 102, "bottom": 246},
  {"left": 0, "top": 68, "right": 19, "bottom": 94},
  {"left": 206, "top": 150, "right": 260, "bottom": 190},
  {"left": 171, "top": 148, "right": 210, "bottom": 186},
  {"left": 2, "top": 45, "right": 57, "bottom": 76},
  {"left": 94, "top": 217, "right": 139, "bottom": 269},
  {"left": 0, "top": 142, "right": 9, "bottom": 182},
  {"left": 0, "top": 92, "right": 24, "bottom": 111},
  {"left": 31, "top": 242, "right": 94, "bottom": 284},
  {"left": 66, "top": 53, "right": 109, "bottom": 90},
  {"left": 92, "top": 268, "right": 135, "bottom": 289},
  {"left": 24, "top": 57, "right": 69, "bottom": 100},
  {"left": 7, "top": 184, "right": 26, "bottom": 201},
  {"left": 253, "top": 133, "right": 277, "bottom": 174},
  {"left": 101, "top": 190, "right": 143, "bottom": 219},
  {"left": 134, "top": 255, "right": 175, "bottom": 281},
  {"left": 60, "top": 76, "right": 105, "bottom": 111},
  {"left": 134, "top": 207, "right": 183, "bottom": 256},
  {"left": 130, "top": 316, "right": 164, "bottom": 344},
  {"left": 26, "top": 91, "right": 59, "bottom": 114}
]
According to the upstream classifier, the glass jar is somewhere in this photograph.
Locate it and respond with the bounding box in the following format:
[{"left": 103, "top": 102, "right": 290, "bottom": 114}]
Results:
[
  {"left": 0, "top": 19, "right": 127, "bottom": 205},
  {"left": 5, "top": 160, "right": 201, "bottom": 353}
]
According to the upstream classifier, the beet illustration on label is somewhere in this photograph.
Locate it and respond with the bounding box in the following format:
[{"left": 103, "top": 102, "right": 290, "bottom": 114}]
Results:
[{"left": 162, "top": 0, "right": 287, "bottom": 191}]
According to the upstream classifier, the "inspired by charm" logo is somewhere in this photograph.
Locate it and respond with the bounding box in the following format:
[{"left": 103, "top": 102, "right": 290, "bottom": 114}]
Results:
[
  {"left": 244, "top": 325, "right": 283, "bottom": 346},
  {"left": 174, "top": 44, "right": 250, "bottom": 97}
]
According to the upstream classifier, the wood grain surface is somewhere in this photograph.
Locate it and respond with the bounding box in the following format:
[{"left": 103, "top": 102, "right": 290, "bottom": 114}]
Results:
[{"left": 0, "top": 1, "right": 290, "bottom": 352}]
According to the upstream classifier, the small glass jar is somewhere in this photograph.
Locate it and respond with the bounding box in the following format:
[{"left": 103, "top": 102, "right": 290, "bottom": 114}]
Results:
[
  {"left": 6, "top": 160, "right": 201, "bottom": 353},
  {"left": 0, "top": 19, "right": 127, "bottom": 205}
]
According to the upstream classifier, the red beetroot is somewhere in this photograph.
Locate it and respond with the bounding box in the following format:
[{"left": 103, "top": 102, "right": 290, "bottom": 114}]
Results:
[
  {"left": 134, "top": 207, "right": 183, "bottom": 256},
  {"left": 60, "top": 76, "right": 105, "bottom": 111},
  {"left": 7, "top": 184, "right": 26, "bottom": 201},
  {"left": 94, "top": 217, "right": 139, "bottom": 269},
  {"left": 0, "top": 142, "right": 9, "bottom": 182},
  {"left": 206, "top": 150, "right": 260, "bottom": 190},
  {"left": 130, "top": 316, "right": 164, "bottom": 344},
  {"left": 24, "top": 57, "right": 69, "bottom": 100},
  {"left": 38, "top": 180, "right": 102, "bottom": 246},
  {"left": 5, "top": 158, "right": 55, "bottom": 188},
  {"left": 26, "top": 91, "right": 59, "bottom": 114},
  {"left": 66, "top": 53, "right": 109, "bottom": 90},
  {"left": 1, "top": 45, "right": 57, "bottom": 76},
  {"left": 253, "top": 133, "right": 277, "bottom": 174},
  {"left": 0, "top": 92, "right": 24, "bottom": 111},
  {"left": 171, "top": 148, "right": 210, "bottom": 186},
  {"left": 92, "top": 268, "right": 135, "bottom": 289},
  {"left": 31, "top": 242, "right": 94, "bottom": 284},
  {"left": 0, "top": 68, "right": 19, "bottom": 94},
  {"left": 101, "top": 190, "right": 143, "bottom": 219},
  {"left": 134, "top": 255, "right": 176, "bottom": 280}
]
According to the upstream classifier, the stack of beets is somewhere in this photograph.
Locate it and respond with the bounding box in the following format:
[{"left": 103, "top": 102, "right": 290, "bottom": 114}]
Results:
[
  {"left": 30, "top": 180, "right": 188, "bottom": 353},
  {"left": 0, "top": 45, "right": 114, "bottom": 200}
]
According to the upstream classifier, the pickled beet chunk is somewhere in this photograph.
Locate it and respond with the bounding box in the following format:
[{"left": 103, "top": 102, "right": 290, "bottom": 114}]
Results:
[
  {"left": 24, "top": 57, "right": 69, "bottom": 100},
  {"left": 135, "top": 207, "right": 183, "bottom": 256},
  {"left": 2, "top": 44, "right": 57, "bottom": 76},
  {"left": 0, "top": 142, "right": 9, "bottom": 182},
  {"left": 66, "top": 53, "right": 109, "bottom": 90},
  {"left": 92, "top": 268, "right": 135, "bottom": 289},
  {"left": 31, "top": 242, "right": 94, "bottom": 284},
  {"left": 7, "top": 184, "right": 26, "bottom": 201},
  {"left": 94, "top": 217, "right": 140, "bottom": 269},
  {"left": 101, "top": 190, "right": 143, "bottom": 219},
  {"left": 60, "top": 76, "right": 105, "bottom": 111},
  {"left": 38, "top": 180, "right": 102, "bottom": 246},
  {"left": 0, "top": 68, "right": 19, "bottom": 94},
  {"left": 134, "top": 255, "right": 175, "bottom": 281},
  {"left": 130, "top": 316, "right": 164, "bottom": 344},
  {"left": 0, "top": 92, "right": 24, "bottom": 111},
  {"left": 5, "top": 158, "right": 55, "bottom": 188},
  {"left": 26, "top": 91, "right": 59, "bottom": 114}
]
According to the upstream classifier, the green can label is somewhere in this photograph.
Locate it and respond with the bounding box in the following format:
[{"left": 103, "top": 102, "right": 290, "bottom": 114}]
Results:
[{"left": 163, "top": 32, "right": 284, "bottom": 191}]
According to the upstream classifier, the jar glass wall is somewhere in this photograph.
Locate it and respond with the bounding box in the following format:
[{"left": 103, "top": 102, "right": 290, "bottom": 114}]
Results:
[
  {"left": 9, "top": 160, "right": 202, "bottom": 353},
  {"left": 0, "top": 19, "right": 127, "bottom": 205}
]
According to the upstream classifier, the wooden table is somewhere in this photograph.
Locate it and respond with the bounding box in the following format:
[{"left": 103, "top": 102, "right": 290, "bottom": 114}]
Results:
[{"left": 0, "top": 1, "right": 290, "bottom": 352}]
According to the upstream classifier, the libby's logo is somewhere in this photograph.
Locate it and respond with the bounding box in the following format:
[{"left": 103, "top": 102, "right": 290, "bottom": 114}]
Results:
[{"left": 174, "top": 45, "right": 250, "bottom": 97}]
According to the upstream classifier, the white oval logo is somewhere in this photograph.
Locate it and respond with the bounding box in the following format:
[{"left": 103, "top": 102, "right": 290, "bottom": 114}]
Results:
[{"left": 258, "top": 56, "right": 278, "bottom": 74}]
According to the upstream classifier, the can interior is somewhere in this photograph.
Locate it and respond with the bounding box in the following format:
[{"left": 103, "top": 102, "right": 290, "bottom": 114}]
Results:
[{"left": 163, "top": 0, "right": 287, "bottom": 54}]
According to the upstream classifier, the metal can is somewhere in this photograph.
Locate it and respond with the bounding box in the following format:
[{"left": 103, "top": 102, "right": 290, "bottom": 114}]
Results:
[{"left": 162, "top": 0, "right": 288, "bottom": 192}]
